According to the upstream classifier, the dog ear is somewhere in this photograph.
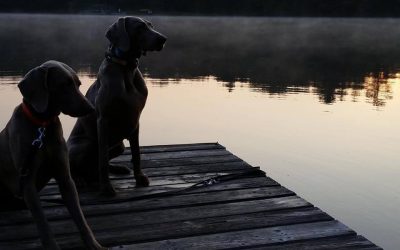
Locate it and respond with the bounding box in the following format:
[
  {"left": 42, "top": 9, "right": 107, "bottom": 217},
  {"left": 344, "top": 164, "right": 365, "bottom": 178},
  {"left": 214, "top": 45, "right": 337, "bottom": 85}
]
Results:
[
  {"left": 105, "top": 17, "right": 130, "bottom": 52},
  {"left": 18, "top": 66, "right": 49, "bottom": 113},
  {"left": 58, "top": 61, "right": 79, "bottom": 84}
]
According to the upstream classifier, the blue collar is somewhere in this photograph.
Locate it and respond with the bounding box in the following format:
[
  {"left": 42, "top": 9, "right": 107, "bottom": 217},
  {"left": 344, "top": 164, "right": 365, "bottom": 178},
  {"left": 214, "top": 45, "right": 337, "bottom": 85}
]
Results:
[
  {"left": 113, "top": 46, "right": 127, "bottom": 59},
  {"left": 106, "top": 45, "right": 139, "bottom": 68}
]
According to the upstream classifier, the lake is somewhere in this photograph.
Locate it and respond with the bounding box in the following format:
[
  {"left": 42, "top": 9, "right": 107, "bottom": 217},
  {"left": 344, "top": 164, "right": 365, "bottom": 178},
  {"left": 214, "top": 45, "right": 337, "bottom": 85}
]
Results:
[{"left": 0, "top": 14, "right": 399, "bottom": 249}]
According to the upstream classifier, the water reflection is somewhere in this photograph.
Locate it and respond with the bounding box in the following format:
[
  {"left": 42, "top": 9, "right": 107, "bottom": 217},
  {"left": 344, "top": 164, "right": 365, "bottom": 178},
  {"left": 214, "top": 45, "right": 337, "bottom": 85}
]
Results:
[
  {"left": 0, "top": 70, "right": 397, "bottom": 108},
  {"left": 0, "top": 14, "right": 399, "bottom": 107},
  {"left": 364, "top": 72, "right": 393, "bottom": 107}
]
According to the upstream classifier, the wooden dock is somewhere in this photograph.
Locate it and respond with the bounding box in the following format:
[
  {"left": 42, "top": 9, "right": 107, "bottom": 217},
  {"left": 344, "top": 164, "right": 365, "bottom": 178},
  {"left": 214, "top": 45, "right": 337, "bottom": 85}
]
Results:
[{"left": 0, "top": 142, "right": 380, "bottom": 249}]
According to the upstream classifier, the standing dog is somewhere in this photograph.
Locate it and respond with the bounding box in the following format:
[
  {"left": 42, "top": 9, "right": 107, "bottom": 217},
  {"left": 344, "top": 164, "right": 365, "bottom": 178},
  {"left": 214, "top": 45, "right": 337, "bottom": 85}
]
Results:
[
  {"left": 68, "top": 17, "right": 167, "bottom": 196},
  {"left": 0, "top": 61, "right": 105, "bottom": 250}
]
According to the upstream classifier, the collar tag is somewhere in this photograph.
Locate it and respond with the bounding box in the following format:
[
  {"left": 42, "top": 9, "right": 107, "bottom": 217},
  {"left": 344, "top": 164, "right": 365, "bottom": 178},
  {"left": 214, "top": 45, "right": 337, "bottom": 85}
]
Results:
[{"left": 32, "top": 127, "right": 46, "bottom": 149}]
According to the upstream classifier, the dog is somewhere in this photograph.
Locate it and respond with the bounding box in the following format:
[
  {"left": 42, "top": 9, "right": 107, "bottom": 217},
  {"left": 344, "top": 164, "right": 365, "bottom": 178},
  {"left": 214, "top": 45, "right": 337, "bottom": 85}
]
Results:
[
  {"left": 0, "top": 61, "right": 106, "bottom": 250},
  {"left": 67, "top": 16, "right": 167, "bottom": 196}
]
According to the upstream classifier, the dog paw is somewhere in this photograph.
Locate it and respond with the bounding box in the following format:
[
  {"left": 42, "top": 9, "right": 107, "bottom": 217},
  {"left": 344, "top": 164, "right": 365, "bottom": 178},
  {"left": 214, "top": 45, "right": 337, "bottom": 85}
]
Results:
[
  {"left": 109, "top": 164, "right": 131, "bottom": 175},
  {"left": 98, "top": 183, "right": 116, "bottom": 197},
  {"left": 88, "top": 245, "right": 108, "bottom": 250},
  {"left": 135, "top": 174, "right": 150, "bottom": 187},
  {"left": 86, "top": 241, "right": 108, "bottom": 250}
]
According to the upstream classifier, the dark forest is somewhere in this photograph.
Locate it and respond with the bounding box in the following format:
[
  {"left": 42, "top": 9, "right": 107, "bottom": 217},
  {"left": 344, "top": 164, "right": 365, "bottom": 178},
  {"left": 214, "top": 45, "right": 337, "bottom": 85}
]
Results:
[{"left": 2, "top": 0, "right": 400, "bottom": 17}]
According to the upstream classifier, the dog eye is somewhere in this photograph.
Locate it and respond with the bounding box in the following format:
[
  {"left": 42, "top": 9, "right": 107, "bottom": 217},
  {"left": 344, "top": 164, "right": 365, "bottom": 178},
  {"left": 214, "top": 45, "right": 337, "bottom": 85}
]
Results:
[
  {"left": 140, "top": 22, "right": 153, "bottom": 30},
  {"left": 135, "top": 23, "right": 145, "bottom": 34},
  {"left": 139, "top": 22, "right": 147, "bottom": 29}
]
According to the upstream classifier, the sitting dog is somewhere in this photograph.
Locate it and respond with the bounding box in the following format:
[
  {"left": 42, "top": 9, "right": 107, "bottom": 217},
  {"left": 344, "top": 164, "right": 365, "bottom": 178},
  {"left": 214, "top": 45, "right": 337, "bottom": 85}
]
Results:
[
  {"left": 0, "top": 61, "right": 106, "bottom": 250},
  {"left": 68, "top": 17, "right": 167, "bottom": 196}
]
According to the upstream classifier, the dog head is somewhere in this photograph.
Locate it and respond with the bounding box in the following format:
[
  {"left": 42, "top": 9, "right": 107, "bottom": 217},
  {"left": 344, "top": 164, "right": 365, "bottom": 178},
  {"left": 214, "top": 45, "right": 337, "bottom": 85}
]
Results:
[
  {"left": 18, "top": 60, "right": 94, "bottom": 117},
  {"left": 106, "top": 16, "right": 167, "bottom": 58}
]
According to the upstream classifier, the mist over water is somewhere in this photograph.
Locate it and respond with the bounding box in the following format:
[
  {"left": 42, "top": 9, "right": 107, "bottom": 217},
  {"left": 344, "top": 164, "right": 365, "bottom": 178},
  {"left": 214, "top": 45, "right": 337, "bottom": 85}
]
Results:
[
  {"left": 0, "top": 14, "right": 399, "bottom": 249},
  {"left": 1, "top": 14, "right": 400, "bottom": 106}
]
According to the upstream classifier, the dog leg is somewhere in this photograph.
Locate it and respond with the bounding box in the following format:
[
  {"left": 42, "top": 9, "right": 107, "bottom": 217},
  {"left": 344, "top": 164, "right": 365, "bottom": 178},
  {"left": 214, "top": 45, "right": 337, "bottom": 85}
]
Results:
[
  {"left": 108, "top": 142, "right": 131, "bottom": 175},
  {"left": 97, "top": 117, "right": 116, "bottom": 196},
  {"left": 129, "top": 125, "right": 149, "bottom": 187},
  {"left": 23, "top": 180, "right": 60, "bottom": 250},
  {"left": 57, "top": 175, "right": 106, "bottom": 250}
]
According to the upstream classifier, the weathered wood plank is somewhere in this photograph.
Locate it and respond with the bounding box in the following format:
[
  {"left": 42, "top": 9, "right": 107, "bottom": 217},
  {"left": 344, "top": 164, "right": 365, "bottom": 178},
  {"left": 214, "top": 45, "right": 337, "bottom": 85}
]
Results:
[
  {"left": 0, "top": 199, "right": 313, "bottom": 245},
  {"left": 0, "top": 187, "right": 297, "bottom": 226},
  {"left": 0, "top": 208, "right": 332, "bottom": 249},
  {"left": 41, "top": 169, "right": 252, "bottom": 195},
  {"left": 0, "top": 200, "right": 316, "bottom": 241},
  {"left": 132, "top": 142, "right": 225, "bottom": 155},
  {"left": 110, "top": 169, "right": 256, "bottom": 187},
  {"left": 115, "top": 149, "right": 231, "bottom": 162},
  {"left": 46, "top": 161, "right": 251, "bottom": 184},
  {"left": 40, "top": 176, "right": 278, "bottom": 203},
  {"left": 110, "top": 160, "right": 252, "bottom": 178},
  {"left": 246, "top": 235, "right": 381, "bottom": 249},
  {"left": 45, "top": 155, "right": 246, "bottom": 189},
  {"left": 108, "top": 221, "right": 355, "bottom": 250},
  {"left": 93, "top": 208, "right": 331, "bottom": 246},
  {"left": 44, "top": 161, "right": 254, "bottom": 192},
  {"left": 139, "top": 154, "right": 243, "bottom": 168}
]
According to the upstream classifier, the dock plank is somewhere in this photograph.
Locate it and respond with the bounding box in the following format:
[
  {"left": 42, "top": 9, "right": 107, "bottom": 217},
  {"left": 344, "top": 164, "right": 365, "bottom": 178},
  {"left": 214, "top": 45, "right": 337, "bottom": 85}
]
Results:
[
  {"left": 112, "top": 221, "right": 355, "bottom": 250},
  {"left": 40, "top": 168, "right": 256, "bottom": 196},
  {"left": 45, "top": 160, "right": 252, "bottom": 185},
  {"left": 247, "top": 235, "right": 381, "bottom": 249},
  {"left": 40, "top": 176, "right": 279, "bottom": 202},
  {"left": 0, "top": 185, "right": 296, "bottom": 225},
  {"left": 111, "top": 160, "right": 252, "bottom": 177},
  {"left": 139, "top": 154, "right": 244, "bottom": 168},
  {"left": 116, "top": 149, "right": 231, "bottom": 162},
  {"left": 132, "top": 142, "right": 225, "bottom": 154},
  {"left": 0, "top": 208, "right": 333, "bottom": 249}
]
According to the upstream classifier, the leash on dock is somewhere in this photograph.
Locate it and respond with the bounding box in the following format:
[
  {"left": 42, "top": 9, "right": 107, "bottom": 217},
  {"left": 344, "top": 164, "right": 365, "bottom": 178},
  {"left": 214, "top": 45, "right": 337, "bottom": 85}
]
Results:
[{"left": 40, "top": 167, "right": 265, "bottom": 205}]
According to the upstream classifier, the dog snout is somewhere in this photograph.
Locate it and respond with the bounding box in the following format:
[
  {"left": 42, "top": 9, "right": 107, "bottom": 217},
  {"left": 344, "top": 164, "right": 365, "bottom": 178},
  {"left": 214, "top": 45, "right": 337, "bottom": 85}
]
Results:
[
  {"left": 65, "top": 102, "right": 94, "bottom": 117},
  {"left": 76, "top": 98, "right": 95, "bottom": 117},
  {"left": 63, "top": 91, "right": 95, "bottom": 117},
  {"left": 156, "top": 34, "right": 167, "bottom": 51}
]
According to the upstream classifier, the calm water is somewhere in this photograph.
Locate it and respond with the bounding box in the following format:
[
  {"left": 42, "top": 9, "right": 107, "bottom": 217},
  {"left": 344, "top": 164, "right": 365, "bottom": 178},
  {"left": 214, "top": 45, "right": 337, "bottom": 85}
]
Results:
[{"left": 1, "top": 14, "right": 400, "bottom": 249}]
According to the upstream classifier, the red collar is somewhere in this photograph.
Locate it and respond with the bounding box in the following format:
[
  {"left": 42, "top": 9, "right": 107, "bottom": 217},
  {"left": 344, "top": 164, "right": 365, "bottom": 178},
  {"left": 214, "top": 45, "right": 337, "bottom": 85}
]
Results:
[{"left": 21, "top": 103, "right": 57, "bottom": 127}]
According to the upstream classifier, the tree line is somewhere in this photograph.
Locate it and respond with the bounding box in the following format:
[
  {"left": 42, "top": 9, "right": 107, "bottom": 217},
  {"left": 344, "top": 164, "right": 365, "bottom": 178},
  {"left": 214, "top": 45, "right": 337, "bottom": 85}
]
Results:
[{"left": 2, "top": 0, "right": 400, "bottom": 17}]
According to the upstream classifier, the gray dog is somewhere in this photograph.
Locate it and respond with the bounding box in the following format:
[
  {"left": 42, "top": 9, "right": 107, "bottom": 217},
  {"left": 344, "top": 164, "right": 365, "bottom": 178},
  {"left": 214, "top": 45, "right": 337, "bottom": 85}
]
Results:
[
  {"left": 0, "top": 61, "right": 106, "bottom": 250},
  {"left": 68, "top": 17, "right": 167, "bottom": 196}
]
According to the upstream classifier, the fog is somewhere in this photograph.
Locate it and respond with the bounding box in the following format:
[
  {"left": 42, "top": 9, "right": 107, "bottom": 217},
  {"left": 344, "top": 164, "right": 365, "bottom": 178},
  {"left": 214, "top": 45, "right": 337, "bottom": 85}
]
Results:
[{"left": 1, "top": 14, "right": 400, "bottom": 104}]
